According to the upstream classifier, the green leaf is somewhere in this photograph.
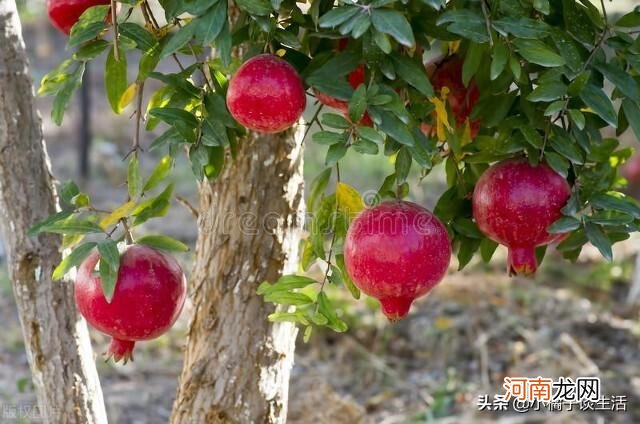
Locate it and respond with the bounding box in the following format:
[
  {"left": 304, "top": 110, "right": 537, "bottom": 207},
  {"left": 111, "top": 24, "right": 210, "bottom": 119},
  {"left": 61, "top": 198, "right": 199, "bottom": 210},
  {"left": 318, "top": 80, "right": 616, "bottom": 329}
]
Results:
[
  {"left": 68, "top": 5, "right": 109, "bottom": 48},
  {"left": 73, "top": 39, "right": 110, "bottom": 61},
  {"left": 137, "top": 234, "right": 190, "bottom": 252},
  {"left": 119, "top": 22, "right": 156, "bottom": 51},
  {"left": 138, "top": 45, "right": 161, "bottom": 81},
  {"left": 105, "top": 46, "right": 128, "bottom": 114},
  {"left": 28, "top": 211, "right": 73, "bottom": 236},
  {"left": 349, "top": 85, "right": 367, "bottom": 122},
  {"left": 257, "top": 275, "right": 317, "bottom": 295},
  {"left": 544, "top": 152, "right": 570, "bottom": 177},
  {"left": 321, "top": 113, "right": 351, "bottom": 129},
  {"left": 395, "top": 148, "right": 412, "bottom": 184},
  {"left": 313, "top": 131, "right": 345, "bottom": 146},
  {"left": 143, "top": 156, "right": 173, "bottom": 193},
  {"left": 590, "top": 193, "right": 640, "bottom": 218},
  {"left": 132, "top": 184, "right": 174, "bottom": 225},
  {"left": 567, "top": 71, "right": 591, "bottom": 96},
  {"left": 127, "top": 155, "right": 142, "bottom": 199},
  {"left": 463, "top": 42, "right": 484, "bottom": 87},
  {"left": 40, "top": 216, "right": 105, "bottom": 234},
  {"left": 527, "top": 81, "right": 567, "bottom": 102},
  {"left": 97, "top": 239, "right": 120, "bottom": 302},
  {"left": 521, "top": 126, "right": 544, "bottom": 149},
  {"left": 568, "top": 109, "right": 585, "bottom": 130},
  {"left": 584, "top": 223, "right": 612, "bottom": 262},
  {"left": 318, "top": 6, "right": 359, "bottom": 28},
  {"left": 391, "top": 56, "right": 434, "bottom": 97},
  {"left": 480, "top": 238, "right": 499, "bottom": 262},
  {"left": 616, "top": 10, "right": 640, "bottom": 27},
  {"left": 533, "top": 0, "right": 550, "bottom": 15},
  {"left": 235, "top": 0, "right": 272, "bottom": 16},
  {"left": 548, "top": 216, "right": 581, "bottom": 233},
  {"left": 317, "top": 292, "right": 347, "bottom": 332},
  {"left": 52, "top": 242, "right": 97, "bottom": 280},
  {"left": 264, "top": 291, "right": 314, "bottom": 306},
  {"left": 357, "top": 126, "right": 385, "bottom": 144},
  {"left": 371, "top": 9, "right": 415, "bottom": 48},
  {"left": 492, "top": 17, "right": 551, "bottom": 39},
  {"left": 308, "top": 168, "right": 331, "bottom": 212},
  {"left": 621, "top": 99, "right": 640, "bottom": 141},
  {"left": 52, "top": 63, "right": 86, "bottom": 125},
  {"left": 580, "top": 84, "right": 618, "bottom": 127},
  {"left": 378, "top": 112, "right": 414, "bottom": 146},
  {"left": 594, "top": 62, "right": 639, "bottom": 102},
  {"left": 490, "top": 42, "right": 509, "bottom": 80},
  {"left": 195, "top": 1, "right": 227, "bottom": 45},
  {"left": 335, "top": 254, "right": 359, "bottom": 299},
  {"left": 160, "top": 24, "right": 196, "bottom": 58},
  {"left": 325, "top": 143, "right": 348, "bottom": 166},
  {"left": 149, "top": 107, "right": 199, "bottom": 142},
  {"left": 513, "top": 39, "right": 565, "bottom": 67}
]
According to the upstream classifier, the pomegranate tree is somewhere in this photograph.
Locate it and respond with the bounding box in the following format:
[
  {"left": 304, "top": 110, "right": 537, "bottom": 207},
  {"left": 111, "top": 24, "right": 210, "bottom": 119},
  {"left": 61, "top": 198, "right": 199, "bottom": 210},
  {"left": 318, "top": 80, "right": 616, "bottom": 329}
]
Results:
[
  {"left": 472, "top": 159, "right": 571, "bottom": 276},
  {"left": 344, "top": 201, "right": 451, "bottom": 320},
  {"left": 75, "top": 244, "right": 187, "bottom": 363},
  {"left": 226, "top": 54, "right": 306, "bottom": 133},
  {"left": 46, "top": 0, "right": 111, "bottom": 35}
]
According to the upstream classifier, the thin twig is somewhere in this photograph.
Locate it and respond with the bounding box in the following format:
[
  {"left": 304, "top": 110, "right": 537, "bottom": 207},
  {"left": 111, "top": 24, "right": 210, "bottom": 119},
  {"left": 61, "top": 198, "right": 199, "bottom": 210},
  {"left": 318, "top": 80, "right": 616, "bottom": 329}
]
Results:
[
  {"left": 120, "top": 218, "right": 134, "bottom": 244},
  {"left": 302, "top": 103, "right": 324, "bottom": 144},
  {"left": 480, "top": 0, "right": 494, "bottom": 47},
  {"left": 110, "top": 0, "right": 119, "bottom": 60},
  {"left": 176, "top": 195, "right": 199, "bottom": 218},
  {"left": 175, "top": 19, "right": 213, "bottom": 91}
]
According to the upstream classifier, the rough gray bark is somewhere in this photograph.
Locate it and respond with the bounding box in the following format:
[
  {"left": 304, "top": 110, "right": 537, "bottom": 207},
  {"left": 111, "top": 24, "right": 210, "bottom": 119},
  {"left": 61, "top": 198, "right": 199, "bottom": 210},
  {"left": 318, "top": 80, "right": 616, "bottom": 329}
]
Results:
[
  {"left": 0, "top": 3, "right": 107, "bottom": 423},
  {"left": 170, "top": 126, "right": 304, "bottom": 423}
]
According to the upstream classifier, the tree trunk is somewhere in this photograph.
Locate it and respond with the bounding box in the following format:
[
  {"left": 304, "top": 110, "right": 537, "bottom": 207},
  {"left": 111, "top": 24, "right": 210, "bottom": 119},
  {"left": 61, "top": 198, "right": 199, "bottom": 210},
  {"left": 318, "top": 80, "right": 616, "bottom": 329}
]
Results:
[
  {"left": 0, "top": 3, "right": 107, "bottom": 423},
  {"left": 171, "top": 126, "right": 304, "bottom": 423}
]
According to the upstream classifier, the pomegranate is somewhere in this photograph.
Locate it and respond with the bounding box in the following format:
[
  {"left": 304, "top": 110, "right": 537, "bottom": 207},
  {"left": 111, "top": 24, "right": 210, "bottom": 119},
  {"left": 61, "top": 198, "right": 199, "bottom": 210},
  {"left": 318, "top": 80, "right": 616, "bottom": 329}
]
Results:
[
  {"left": 226, "top": 54, "right": 306, "bottom": 133},
  {"left": 75, "top": 244, "right": 187, "bottom": 362},
  {"left": 46, "top": 0, "right": 111, "bottom": 35},
  {"left": 623, "top": 154, "right": 640, "bottom": 184},
  {"left": 426, "top": 56, "right": 480, "bottom": 138},
  {"left": 472, "top": 158, "right": 571, "bottom": 276},
  {"left": 344, "top": 201, "right": 452, "bottom": 320}
]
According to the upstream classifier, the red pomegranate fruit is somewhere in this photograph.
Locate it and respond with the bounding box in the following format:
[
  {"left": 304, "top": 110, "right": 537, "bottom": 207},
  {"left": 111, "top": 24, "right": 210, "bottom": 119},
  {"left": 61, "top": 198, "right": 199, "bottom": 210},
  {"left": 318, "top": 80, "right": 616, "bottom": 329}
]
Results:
[
  {"left": 75, "top": 244, "right": 187, "bottom": 363},
  {"left": 426, "top": 56, "right": 480, "bottom": 138},
  {"left": 226, "top": 54, "right": 306, "bottom": 133},
  {"left": 472, "top": 158, "right": 571, "bottom": 276},
  {"left": 47, "top": 0, "right": 111, "bottom": 35},
  {"left": 344, "top": 201, "right": 452, "bottom": 321}
]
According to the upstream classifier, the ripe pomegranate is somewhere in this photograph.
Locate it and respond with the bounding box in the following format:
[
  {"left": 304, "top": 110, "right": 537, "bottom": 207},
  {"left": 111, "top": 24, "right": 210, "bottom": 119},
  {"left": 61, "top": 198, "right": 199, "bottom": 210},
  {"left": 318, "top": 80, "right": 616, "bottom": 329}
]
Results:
[
  {"left": 226, "top": 54, "right": 306, "bottom": 133},
  {"left": 425, "top": 56, "right": 480, "bottom": 138},
  {"left": 472, "top": 158, "right": 571, "bottom": 276},
  {"left": 344, "top": 201, "right": 452, "bottom": 321},
  {"left": 75, "top": 244, "right": 187, "bottom": 362},
  {"left": 46, "top": 0, "right": 111, "bottom": 35}
]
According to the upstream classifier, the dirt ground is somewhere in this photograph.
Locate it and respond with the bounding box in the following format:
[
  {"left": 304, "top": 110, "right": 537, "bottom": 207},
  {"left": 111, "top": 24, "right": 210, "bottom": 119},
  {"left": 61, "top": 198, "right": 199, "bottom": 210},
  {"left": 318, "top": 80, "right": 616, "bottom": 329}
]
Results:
[{"left": 0, "top": 5, "right": 639, "bottom": 423}]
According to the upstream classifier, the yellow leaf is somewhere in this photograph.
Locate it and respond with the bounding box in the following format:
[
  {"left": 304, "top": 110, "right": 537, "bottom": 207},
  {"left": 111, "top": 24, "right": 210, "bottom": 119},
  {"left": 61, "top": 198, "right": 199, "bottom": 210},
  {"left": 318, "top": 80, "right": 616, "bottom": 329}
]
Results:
[
  {"left": 430, "top": 88, "right": 452, "bottom": 142},
  {"left": 336, "top": 182, "right": 364, "bottom": 220},
  {"left": 118, "top": 83, "right": 137, "bottom": 112},
  {"left": 448, "top": 41, "right": 461, "bottom": 55},
  {"left": 99, "top": 201, "right": 136, "bottom": 229}
]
